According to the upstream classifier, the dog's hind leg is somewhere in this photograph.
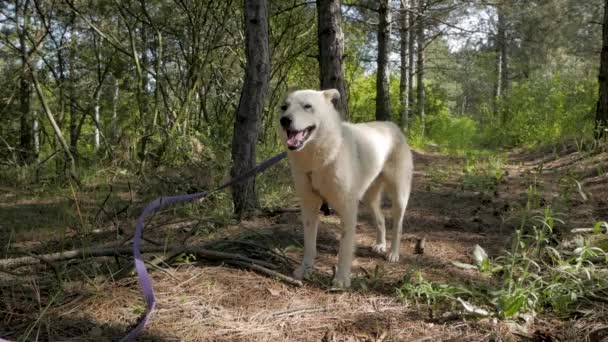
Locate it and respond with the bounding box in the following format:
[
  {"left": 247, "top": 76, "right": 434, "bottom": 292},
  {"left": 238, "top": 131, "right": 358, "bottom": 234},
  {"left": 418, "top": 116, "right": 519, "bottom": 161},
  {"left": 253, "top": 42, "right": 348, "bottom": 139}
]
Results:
[
  {"left": 363, "top": 178, "right": 386, "bottom": 254},
  {"left": 385, "top": 149, "right": 413, "bottom": 263},
  {"left": 386, "top": 187, "right": 409, "bottom": 262}
]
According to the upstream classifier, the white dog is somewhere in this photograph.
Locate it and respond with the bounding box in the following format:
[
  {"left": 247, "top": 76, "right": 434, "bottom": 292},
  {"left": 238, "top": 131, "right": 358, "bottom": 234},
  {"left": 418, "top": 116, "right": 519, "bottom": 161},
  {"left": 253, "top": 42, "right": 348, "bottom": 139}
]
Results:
[{"left": 278, "top": 89, "right": 414, "bottom": 288}]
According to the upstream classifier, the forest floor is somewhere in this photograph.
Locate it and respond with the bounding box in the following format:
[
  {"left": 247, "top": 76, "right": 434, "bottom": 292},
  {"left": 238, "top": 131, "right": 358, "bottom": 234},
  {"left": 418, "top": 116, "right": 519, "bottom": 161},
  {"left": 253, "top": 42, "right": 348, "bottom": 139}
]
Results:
[{"left": 1, "top": 143, "right": 607, "bottom": 341}]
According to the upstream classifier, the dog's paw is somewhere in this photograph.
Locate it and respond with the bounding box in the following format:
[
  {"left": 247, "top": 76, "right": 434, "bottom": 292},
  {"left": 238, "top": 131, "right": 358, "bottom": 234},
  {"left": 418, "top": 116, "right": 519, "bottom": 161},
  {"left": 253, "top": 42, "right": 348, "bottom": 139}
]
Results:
[
  {"left": 386, "top": 251, "right": 400, "bottom": 263},
  {"left": 331, "top": 275, "right": 351, "bottom": 289},
  {"left": 293, "top": 264, "right": 313, "bottom": 280},
  {"left": 372, "top": 243, "right": 387, "bottom": 254}
]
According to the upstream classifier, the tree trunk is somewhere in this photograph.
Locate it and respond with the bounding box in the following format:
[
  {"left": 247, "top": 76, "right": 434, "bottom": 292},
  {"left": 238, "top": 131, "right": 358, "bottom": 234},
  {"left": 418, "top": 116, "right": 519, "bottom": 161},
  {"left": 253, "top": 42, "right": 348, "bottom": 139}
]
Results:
[
  {"left": 376, "top": 0, "right": 392, "bottom": 122},
  {"left": 407, "top": 0, "right": 415, "bottom": 122},
  {"left": 29, "top": 64, "right": 79, "bottom": 183},
  {"left": 493, "top": 4, "right": 509, "bottom": 120},
  {"left": 33, "top": 110, "right": 39, "bottom": 163},
  {"left": 230, "top": 0, "right": 270, "bottom": 217},
  {"left": 93, "top": 91, "right": 101, "bottom": 151},
  {"left": 17, "top": 0, "right": 33, "bottom": 164},
  {"left": 112, "top": 76, "right": 120, "bottom": 143},
  {"left": 416, "top": 0, "right": 425, "bottom": 135},
  {"left": 596, "top": 0, "right": 608, "bottom": 139},
  {"left": 317, "top": 0, "right": 349, "bottom": 118},
  {"left": 68, "top": 41, "right": 79, "bottom": 162},
  {"left": 399, "top": 0, "right": 410, "bottom": 129}
]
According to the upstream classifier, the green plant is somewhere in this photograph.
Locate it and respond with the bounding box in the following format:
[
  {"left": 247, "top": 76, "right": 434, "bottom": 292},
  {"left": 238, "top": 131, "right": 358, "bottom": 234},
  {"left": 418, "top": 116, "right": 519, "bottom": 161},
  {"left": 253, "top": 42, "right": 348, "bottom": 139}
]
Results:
[
  {"left": 396, "top": 203, "right": 608, "bottom": 319},
  {"left": 480, "top": 75, "right": 596, "bottom": 148},
  {"left": 398, "top": 270, "right": 472, "bottom": 315},
  {"left": 462, "top": 154, "right": 506, "bottom": 194}
]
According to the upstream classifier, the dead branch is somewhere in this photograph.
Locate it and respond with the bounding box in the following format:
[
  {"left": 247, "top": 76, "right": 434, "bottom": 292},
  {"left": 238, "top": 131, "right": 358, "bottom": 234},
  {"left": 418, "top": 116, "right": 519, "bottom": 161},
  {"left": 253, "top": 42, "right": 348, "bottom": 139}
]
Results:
[
  {"left": 224, "top": 260, "right": 303, "bottom": 287},
  {"left": 271, "top": 307, "right": 329, "bottom": 317},
  {"left": 0, "top": 245, "right": 278, "bottom": 270}
]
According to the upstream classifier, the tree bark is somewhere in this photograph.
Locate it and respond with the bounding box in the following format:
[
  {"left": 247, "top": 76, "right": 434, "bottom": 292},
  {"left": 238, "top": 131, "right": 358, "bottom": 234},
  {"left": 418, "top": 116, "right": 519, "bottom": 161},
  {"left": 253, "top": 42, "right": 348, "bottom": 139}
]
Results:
[
  {"left": 94, "top": 92, "right": 101, "bottom": 150},
  {"left": 230, "top": 0, "right": 270, "bottom": 217},
  {"left": 17, "top": 0, "right": 34, "bottom": 164},
  {"left": 29, "top": 64, "right": 79, "bottom": 183},
  {"left": 416, "top": 0, "right": 425, "bottom": 135},
  {"left": 399, "top": 0, "right": 410, "bottom": 129},
  {"left": 407, "top": 0, "right": 415, "bottom": 123},
  {"left": 596, "top": 0, "right": 608, "bottom": 139},
  {"left": 112, "top": 76, "right": 120, "bottom": 143},
  {"left": 376, "top": 0, "right": 392, "bottom": 122},
  {"left": 317, "top": 0, "right": 349, "bottom": 118},
  {"left": 68, "top": 39, "right": 79, "bottom": 162},
  {"left": 33, "top": 110, "right": 39, "bottom": 163},
  {"left": 493, "top": 4, "right": 509, "bottom": 120}
]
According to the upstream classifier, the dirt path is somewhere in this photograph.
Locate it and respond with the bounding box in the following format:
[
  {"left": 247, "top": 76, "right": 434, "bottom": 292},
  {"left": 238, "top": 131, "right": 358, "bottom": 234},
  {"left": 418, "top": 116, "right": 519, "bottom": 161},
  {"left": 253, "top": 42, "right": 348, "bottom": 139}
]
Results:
[{"left": 1, "top": 147, "right": 607, "bottom": 341}]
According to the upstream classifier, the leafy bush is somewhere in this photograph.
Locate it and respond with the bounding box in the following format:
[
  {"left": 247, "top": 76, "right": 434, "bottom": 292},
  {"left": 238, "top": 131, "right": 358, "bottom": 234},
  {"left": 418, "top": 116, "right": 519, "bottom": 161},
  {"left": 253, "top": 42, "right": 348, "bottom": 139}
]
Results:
[
  {"left": 480, "top": 75, "right": 596, "bottom": 147},
  {"left": 426, "top": 111, "right": 478, "bottom": 150}
]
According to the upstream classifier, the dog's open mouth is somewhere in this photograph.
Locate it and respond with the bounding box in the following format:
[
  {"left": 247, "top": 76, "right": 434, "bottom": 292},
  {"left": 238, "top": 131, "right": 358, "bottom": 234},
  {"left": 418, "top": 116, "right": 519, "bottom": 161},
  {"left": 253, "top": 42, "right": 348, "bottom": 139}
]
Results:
[{"left": 285, "top": 125, "right": 315, "bottom": 150}]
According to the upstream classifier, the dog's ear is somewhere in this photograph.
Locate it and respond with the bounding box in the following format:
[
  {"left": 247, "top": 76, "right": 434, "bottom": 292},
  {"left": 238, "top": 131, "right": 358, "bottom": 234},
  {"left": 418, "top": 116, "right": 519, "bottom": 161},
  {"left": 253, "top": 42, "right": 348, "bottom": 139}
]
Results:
[{"left": 322, "top": 89, "right": 340, "bottom": 102}]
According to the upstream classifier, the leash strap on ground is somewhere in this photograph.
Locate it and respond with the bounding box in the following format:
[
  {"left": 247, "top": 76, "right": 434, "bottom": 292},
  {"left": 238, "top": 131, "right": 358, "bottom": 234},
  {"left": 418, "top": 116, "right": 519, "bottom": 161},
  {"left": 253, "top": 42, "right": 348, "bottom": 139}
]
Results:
[{"left": 120, "top": 151, "right": 286, "bottom": 342}]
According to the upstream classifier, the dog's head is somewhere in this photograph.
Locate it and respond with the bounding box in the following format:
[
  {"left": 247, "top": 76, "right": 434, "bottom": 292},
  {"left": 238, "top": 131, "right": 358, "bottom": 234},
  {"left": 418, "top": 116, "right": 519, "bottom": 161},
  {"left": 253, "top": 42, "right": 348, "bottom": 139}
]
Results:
[{"left": 277, "top": 89, "right": 341, "bottom": 151}]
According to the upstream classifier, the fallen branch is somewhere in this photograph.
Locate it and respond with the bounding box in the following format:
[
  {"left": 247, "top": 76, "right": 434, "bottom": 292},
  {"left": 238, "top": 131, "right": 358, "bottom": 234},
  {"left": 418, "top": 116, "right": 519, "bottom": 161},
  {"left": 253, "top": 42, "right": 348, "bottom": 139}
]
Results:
[
  {"left": 224, "top": 260, "right": 303, "bottom": 287},
  {"left": 0, "top": 245, "right": 277, "bottom": 270},
  {"left": 271, "top": 307, "right": 329, "bottom": 317}
]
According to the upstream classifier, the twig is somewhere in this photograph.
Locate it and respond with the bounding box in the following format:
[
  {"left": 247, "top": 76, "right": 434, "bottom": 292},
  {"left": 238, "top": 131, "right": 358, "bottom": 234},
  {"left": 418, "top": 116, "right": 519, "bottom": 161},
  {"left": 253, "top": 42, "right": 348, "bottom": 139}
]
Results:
[
  {"left": 571, "top": 227, "right": 607, "bottom": 234},
  {"left": 224, "top": 260, "right": 303, "bottom": 287},
  {"left": 271, "top": 307, "right": 329, "bottom": 317}
]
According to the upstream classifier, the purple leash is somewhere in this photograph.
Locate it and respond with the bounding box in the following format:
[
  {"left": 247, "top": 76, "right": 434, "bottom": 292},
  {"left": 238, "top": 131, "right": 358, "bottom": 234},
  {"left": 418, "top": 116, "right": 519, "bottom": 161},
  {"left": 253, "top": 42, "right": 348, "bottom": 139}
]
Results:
[
  {"left": 120, "top": 151, "right": 286, "bottom": 341},
  {"left": 0, "top": 151, "right": 287, "bottom": 342}
]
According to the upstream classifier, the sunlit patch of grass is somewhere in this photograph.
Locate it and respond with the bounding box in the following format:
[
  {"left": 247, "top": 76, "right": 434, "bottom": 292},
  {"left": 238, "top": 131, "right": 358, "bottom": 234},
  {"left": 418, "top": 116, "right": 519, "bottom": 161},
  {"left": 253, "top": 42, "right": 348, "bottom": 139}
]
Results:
[{"left": 461, "top": 154, "right": 506, "bottom": 195}]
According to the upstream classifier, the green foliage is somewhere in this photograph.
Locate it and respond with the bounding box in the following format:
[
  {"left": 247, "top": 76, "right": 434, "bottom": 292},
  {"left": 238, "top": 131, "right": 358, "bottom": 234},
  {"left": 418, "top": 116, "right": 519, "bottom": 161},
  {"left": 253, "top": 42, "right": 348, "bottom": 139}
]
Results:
[
  {"left": 398, "top": 270, "right": 472, "bottom": 314},
  {"left": 462, "top": 153, "right": 506, "bottom": 194},
  {"left": 481, "top": 76, "right": 597, "bottom": 147},
  {"left": 426, "top": 111, "right": 478, "bottom": 150}
]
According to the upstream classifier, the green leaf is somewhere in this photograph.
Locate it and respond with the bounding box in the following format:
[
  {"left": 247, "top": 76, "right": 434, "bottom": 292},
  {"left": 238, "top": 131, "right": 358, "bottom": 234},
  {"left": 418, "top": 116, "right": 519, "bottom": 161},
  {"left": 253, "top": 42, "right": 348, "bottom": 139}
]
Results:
[{"left": 501, "top": 294, "right": 526, "bottom": 318}]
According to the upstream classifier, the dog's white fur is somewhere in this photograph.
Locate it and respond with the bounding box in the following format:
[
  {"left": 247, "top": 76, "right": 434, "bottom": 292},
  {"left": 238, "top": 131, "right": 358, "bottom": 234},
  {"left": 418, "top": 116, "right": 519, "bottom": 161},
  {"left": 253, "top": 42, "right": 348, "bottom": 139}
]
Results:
[{"left": 278, "top": 89, "right": 414, "bottom": 288}]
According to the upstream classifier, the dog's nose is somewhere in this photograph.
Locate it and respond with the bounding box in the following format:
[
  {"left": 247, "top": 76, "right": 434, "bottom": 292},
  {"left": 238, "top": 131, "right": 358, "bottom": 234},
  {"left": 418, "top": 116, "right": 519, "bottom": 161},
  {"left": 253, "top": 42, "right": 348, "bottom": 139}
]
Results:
[{"left": 280, "top": 116, "right": 292, "bottom": 128}]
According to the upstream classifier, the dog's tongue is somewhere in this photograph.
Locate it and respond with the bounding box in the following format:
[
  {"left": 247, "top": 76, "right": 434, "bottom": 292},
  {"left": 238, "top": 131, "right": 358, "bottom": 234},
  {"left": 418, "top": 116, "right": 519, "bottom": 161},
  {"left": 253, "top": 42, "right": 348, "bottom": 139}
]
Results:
[{"left": 287, "top": 130, "right": 306, "bottom": 147}]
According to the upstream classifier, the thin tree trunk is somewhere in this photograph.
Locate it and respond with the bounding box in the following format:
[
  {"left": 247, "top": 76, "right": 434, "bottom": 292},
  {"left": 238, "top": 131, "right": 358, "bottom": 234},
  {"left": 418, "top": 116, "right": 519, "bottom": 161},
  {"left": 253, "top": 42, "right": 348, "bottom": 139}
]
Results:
[
  {"left": 230, "top": 0, "right": 270, "bottom": 217},
  {"left": 317, "top": 0, "right": 349, "bottom": 118},
  {"left": 68, "top": 40, "right": 79, "bottom": 162},
  {"left": 94, "top": 91, "right": 101, "bottom": 151},
  {"left": 596, "top": 0, "right": 608, "bottom": 139},
  {"left": 407, "top": 0, "right": 415, "bottom": 122},
  {"left": 376, "top": 0, "right": 392, "bottom": 122},
  {"left": 399, "top": 0, "right": 410, "bottom": 130},
  {"left": 416, "top": 0, "right": 425, "bottom": 135},
  {"left": 33, "top": 110, "right": 39, "bottom": 163},
  {"left": 29, "top": 64, "right": 79, "bottom": 183},
  {"left": 93, "top": 36, "right": 102, "bottom": 151},
  {"left": 493, "top": 5, "right": 508, "bottom": 121},
  {"left": 17, "top": 0, "right": 33, "bottom": 164},
  {"left": 112, "top": 76, "right": 120, "bottom": 143}
]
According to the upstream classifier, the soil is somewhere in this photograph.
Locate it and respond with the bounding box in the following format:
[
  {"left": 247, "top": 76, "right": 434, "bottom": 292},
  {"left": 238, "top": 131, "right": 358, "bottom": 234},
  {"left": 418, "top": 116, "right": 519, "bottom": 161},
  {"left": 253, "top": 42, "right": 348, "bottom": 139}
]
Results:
[{"left": 1, "top": 145, "right": 607, "bottom": 341}]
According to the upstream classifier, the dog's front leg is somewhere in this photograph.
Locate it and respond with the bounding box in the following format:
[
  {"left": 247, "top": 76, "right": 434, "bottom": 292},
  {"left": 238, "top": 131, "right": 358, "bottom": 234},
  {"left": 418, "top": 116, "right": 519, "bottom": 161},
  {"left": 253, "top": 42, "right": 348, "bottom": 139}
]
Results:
[
  {"left": 333, "top": 200, "right": 358, "bottom": 288},
  {"left": 293, "top": 193, "right": 322, "bottom": 280}
]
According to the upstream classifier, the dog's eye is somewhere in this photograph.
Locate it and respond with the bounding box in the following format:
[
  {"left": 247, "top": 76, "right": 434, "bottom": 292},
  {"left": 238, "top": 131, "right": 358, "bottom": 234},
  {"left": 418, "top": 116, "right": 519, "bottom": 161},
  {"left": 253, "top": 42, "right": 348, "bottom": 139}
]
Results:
[
  {"left": 303, "top": 104, "right": 312, "bottom": 109},
  {"left": 280, "top": 104, "right": 288, "bottom": 111}
]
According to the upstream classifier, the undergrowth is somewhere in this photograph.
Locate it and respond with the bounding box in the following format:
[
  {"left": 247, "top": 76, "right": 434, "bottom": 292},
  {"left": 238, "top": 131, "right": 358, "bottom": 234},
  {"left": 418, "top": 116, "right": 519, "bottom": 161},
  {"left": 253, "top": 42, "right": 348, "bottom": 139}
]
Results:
[{"left": 397, "top": 184, "right": 608, "bottom": 319}]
